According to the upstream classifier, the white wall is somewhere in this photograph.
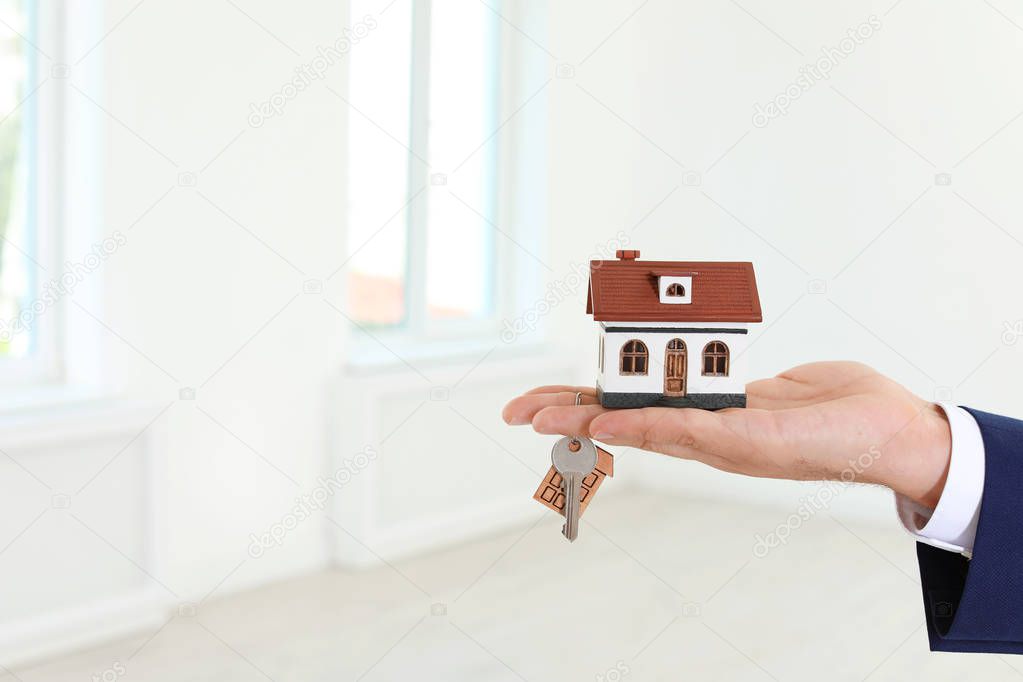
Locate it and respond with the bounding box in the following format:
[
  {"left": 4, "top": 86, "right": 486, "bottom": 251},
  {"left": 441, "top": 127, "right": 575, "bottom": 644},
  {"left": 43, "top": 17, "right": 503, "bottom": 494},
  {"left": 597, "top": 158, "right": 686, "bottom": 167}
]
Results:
[
  {"left": 2, "top": 0, "right": 350, "bottom": 663},
  {"left": 600, "top": 326, "right": 750, "bottom": 395},
  {"left": 100, "top": 0, "right": 349, "bottom": 590}
]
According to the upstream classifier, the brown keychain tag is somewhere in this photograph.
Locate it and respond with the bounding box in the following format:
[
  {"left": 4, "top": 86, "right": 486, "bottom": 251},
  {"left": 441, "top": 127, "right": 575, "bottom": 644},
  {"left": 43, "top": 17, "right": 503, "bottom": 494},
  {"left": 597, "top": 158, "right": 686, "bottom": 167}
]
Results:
[{"left": 532, "top": 444, "right": 614, "bottom": 518}]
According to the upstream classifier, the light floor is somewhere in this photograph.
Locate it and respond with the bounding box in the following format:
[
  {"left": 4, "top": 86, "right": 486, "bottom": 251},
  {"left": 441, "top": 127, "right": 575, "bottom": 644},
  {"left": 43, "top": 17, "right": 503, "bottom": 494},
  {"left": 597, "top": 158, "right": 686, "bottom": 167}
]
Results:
[{"left": 11, "top": 492, "right": 1023, "bottom": 682}]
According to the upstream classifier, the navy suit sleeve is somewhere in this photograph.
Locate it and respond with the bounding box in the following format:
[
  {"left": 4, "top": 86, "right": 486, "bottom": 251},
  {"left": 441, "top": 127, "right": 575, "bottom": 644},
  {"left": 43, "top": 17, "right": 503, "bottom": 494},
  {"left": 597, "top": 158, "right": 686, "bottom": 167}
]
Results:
[{"left": 916, "top": 407, "right": 1023, "bottom": 653}]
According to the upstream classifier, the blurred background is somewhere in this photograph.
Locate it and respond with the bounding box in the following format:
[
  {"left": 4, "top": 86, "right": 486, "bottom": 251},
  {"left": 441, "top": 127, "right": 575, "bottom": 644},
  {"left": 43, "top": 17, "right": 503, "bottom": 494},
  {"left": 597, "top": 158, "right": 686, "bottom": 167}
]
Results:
[{"left": 0, "top": 0, "right": 1022, "bottom": 679}]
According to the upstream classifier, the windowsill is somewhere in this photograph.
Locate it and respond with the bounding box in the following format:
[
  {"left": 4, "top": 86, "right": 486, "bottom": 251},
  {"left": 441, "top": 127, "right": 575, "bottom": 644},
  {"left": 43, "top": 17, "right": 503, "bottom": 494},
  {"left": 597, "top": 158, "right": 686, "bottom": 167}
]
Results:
[
  {"left": 0, "top": 385, "right": 163, "bottom": 448},
  {"left": 0, "top": 382, "right": 145, "bottom": 425},
  {"left": 0, "top": 382, "right": 115, "bottom": 415},
  {"left": 344, "top": 313, "right": 552, "bottom": 374},
  {"left": 340, "top": 339, "right": 581, "bottom": 400}
]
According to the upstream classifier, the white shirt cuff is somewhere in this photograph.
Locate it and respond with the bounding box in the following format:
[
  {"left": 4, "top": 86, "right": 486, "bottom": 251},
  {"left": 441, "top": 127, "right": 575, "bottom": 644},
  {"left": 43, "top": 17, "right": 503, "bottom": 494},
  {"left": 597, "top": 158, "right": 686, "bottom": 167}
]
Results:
[{"left": 894, "top": 403, "right": 984, "bottom": 556}]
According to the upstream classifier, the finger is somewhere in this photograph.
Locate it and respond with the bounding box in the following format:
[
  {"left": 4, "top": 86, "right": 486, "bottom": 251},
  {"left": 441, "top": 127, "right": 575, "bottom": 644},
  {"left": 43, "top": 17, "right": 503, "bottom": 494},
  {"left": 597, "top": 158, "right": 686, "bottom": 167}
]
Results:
[
  {"left": 531, "top": 404, "right": 608, "bottom": 436},
  {"left": 588, "top": 407, "right": 722, "bottom": 450},
  {"left": 746, "top": 376, "right": 842, "bottom": 410},
  {"left": 589, "top": 408, "right": 791, "bottom": 480},
  {"left": 775, "top": 361, "right": 875, "bottom": 385},
  {"left": 745, "top": 377, "right": 818, "bottom": 410},
  {"left": 503, "top": 391, "right": 600, "bottom": 425},
  {"left": 746, "top": 361, "right": 880, "bottom": 410},
  {"left": 524, "top": 385, "right": 598, "bottom": 396},
  {"left": 585, "top": 410, "right": 743, "bottom": 473}
]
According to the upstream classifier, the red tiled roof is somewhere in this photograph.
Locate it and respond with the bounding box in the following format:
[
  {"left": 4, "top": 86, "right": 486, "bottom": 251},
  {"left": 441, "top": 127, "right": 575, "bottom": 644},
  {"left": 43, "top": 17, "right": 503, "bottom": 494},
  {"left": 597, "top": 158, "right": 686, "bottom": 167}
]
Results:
[{"left": 586, "top": 259, "right": 762, "bottom": 323}]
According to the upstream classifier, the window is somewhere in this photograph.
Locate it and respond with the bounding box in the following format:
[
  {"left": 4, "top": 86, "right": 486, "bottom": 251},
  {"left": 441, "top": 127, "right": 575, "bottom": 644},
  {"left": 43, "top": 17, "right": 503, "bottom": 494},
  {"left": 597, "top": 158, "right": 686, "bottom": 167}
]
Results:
[
  {"left": 0, "top": 4, "right": 98, "bottom": 388},
  {"left": 0, "top": 0, "right": 35, "bottom": 360},
  {"left": 345, "top": 0, "right": 501, "bottom": 330},
  {"left": 658, "top": 275, "right": 692, "bottom": 304},
  {"left": 702, "top": 341, "right": 729, "bottom": 376},
  {"left": 0, "top": 0, "right": 57, "bottom": 384},
  {"left": 619, "top": 340, "right": 648, "bottom": 375}
]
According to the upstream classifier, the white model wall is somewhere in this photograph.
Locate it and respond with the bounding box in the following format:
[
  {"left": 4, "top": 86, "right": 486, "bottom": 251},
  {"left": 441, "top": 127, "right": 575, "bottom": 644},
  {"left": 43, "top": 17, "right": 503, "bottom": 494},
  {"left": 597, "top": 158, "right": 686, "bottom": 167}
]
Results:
[{"left": 599, "top": 327, "right": 749, "bottom": 395}]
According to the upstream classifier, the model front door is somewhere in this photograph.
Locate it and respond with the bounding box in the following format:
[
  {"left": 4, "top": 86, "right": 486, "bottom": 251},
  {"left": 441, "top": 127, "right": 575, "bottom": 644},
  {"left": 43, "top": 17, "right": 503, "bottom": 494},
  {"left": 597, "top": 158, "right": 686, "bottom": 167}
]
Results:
[{"left": 664, "top": 339, "right": 686, "bottom": 396}]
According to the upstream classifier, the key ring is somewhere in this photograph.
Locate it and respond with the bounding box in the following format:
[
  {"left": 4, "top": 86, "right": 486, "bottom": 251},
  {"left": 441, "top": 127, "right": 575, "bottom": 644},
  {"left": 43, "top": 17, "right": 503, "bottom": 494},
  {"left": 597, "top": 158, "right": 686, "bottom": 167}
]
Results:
[{"left": 569, "top": 391, "right": 585, "bottom": 451}]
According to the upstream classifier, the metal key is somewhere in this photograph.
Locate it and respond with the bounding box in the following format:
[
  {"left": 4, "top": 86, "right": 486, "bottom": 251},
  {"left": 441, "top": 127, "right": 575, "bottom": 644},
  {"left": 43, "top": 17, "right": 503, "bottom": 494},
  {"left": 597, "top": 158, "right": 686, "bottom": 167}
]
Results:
[{"left": 551, "top": 435, "right": 598, "bottom": 542}]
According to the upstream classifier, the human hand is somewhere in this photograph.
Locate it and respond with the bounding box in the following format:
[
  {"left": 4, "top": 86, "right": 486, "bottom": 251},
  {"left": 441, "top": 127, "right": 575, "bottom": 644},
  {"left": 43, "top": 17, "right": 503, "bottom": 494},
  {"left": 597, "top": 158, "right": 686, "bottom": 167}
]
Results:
[{"left": 502, "top": 362, "right": 952, "bottom": 508}]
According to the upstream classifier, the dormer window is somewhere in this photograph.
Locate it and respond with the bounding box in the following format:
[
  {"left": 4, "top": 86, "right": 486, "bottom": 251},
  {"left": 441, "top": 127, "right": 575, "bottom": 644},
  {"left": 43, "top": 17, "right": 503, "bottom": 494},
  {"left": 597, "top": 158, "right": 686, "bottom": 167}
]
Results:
[{"left": 658, "top": 275, "right": 692, "bottom": 304}]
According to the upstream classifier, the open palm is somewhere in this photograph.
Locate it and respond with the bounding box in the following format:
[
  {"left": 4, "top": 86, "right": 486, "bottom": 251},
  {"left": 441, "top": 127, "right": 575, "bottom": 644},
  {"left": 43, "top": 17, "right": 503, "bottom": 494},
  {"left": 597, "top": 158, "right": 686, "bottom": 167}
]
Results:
[{"left": 502, "top": 362, "right": 951, "bottom": 507}]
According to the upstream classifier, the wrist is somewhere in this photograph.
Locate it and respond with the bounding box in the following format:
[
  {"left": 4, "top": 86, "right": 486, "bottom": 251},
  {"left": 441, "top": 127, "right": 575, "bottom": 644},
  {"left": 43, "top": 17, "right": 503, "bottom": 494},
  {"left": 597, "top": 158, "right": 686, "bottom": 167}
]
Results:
[{"left": 896, "top": 403, "right": 952, "bottom": 508}]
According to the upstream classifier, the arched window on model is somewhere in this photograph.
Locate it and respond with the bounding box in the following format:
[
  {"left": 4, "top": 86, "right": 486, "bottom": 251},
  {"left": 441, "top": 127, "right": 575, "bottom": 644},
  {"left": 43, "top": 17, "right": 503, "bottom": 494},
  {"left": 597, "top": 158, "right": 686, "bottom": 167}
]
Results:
[
  {"left": 702, "top": 341, "right": 729, "bottom": 376},
  {"left": 620, "top": 340, "right": 648, "bottom": 375},
  {"left": 666, "top": 282, "right": 685, "bottom": 297}
]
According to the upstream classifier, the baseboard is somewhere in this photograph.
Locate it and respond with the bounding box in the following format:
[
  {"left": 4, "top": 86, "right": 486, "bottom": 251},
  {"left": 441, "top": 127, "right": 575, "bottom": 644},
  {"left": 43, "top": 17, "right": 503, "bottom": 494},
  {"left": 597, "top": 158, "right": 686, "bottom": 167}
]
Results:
[
  {"left": 0, "top": 588, "right": 171, "bottom": 670},
  {"left": 331, "top": 495, "right": 544, "bottom": 569}
]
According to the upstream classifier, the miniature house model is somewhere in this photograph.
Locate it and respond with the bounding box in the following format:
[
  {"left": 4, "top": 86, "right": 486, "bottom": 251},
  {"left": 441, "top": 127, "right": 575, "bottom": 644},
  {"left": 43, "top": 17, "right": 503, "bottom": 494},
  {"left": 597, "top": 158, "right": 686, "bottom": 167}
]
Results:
[{"left": 587, "top": 250, "right": 762, "bottom": 410}]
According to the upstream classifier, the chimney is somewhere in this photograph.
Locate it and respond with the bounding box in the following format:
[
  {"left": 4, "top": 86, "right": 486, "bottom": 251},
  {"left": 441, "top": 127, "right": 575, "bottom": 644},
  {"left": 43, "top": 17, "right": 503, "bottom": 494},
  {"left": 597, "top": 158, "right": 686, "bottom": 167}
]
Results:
[{"left": 616, "top": 249, "right": 640, "bottom": 260}]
